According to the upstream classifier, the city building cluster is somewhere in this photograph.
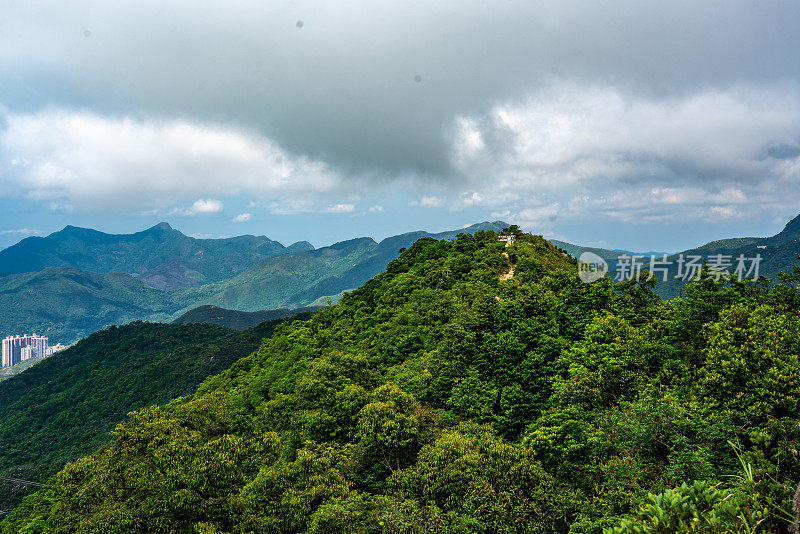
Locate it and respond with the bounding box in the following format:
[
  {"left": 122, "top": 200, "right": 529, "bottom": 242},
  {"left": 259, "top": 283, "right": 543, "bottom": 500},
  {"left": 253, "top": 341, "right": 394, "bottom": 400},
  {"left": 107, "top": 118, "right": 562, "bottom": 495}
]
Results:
[{"left": 1, "top": 334, "right": 67, "bottom": 367}]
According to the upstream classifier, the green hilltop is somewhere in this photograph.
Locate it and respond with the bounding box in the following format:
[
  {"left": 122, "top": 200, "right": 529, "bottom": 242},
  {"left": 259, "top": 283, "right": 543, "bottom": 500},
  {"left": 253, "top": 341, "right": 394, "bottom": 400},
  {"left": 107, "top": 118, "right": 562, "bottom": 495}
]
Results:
[{"left": 4, "top": 229, "right": 800, "bottom": 532}]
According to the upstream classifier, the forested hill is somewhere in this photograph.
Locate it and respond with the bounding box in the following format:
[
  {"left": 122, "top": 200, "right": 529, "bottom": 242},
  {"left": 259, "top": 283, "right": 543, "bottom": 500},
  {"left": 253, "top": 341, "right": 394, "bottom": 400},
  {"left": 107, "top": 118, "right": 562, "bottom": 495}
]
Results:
[
  {"left": 0, "top": 313, "right": 313, "bottom": 516},
  {"left": 173, "top": 304, "right": 324, "bottom": 330},
  {"left": 0, "top": 222, "right": 312, "bottom": 290},
  {"left": 5, "top": 230, "right": 800, "bottom": 532}
]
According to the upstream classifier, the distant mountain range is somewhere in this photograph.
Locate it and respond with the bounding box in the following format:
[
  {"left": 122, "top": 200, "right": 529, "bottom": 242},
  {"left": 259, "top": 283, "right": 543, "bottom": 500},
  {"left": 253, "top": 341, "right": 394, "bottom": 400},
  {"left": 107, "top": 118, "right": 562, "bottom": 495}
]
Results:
[
  {"left": 0, "top": 221, "right": 508, "bottom": 343},
  {"left": 174, "top": 223, "right": 511, "bottom": 312},
  {"left": 0, "top": 222, "right": 313, "bottom": 290},
  {"left": 1, "top": 216, "right": 798, "bottom": 343},
  {"left": 553, "top": 214, "right": 800, "bottom": 298}
]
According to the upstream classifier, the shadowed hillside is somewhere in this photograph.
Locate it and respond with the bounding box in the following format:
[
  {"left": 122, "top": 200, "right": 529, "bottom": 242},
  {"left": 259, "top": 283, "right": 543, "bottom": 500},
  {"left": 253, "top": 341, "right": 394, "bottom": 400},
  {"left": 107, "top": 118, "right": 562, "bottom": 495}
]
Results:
[
  {"left": 173, "top": 304, "right": 324, "bottom": 330},
  {"left": 0, "top": 314, "right": 312, "bottom": 515}
]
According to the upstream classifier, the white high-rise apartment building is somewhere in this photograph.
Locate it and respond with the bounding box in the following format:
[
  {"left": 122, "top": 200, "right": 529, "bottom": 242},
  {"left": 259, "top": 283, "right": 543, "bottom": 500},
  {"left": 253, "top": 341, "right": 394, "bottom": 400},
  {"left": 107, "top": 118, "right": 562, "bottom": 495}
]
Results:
[
  {"left": 1, "top": 334, "right": 50, "bottom": 367},
  {"left": 21, "top": 346, "right": 38, "bottom": 360}
]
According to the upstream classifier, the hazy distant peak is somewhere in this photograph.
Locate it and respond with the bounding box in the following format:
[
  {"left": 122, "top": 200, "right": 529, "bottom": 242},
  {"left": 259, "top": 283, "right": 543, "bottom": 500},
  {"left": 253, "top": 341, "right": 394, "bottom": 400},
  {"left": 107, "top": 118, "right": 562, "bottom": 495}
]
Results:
[
  {"left": 326, "top": 237, "right": 377, "bottom": 250},
  {"left": 59, "top": 224, "right": 98, "bottom": 234},
  {"left": 140, "top": 222, "right": 180, "bottom": 236},
  {"left": 464, "top": 221, "right": 510, "bottom": 232},
  {"left": 777, "top": 213, "right": 800, "bottom": 238},
  {"left": 287, "top": 241, "right": 315, "bottom": 253}
]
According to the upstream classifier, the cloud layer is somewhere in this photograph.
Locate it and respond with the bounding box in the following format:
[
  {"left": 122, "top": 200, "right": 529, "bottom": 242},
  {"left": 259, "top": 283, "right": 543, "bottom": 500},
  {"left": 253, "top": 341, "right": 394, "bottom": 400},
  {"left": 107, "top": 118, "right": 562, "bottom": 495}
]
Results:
[
  {"left": 0, "top": 110, "right": 340, "bottom": 212},
  {"left": 445, "top": 83, "right": 800, "bottom": 226},
  {"left": 2, "top": 81, "right": 799, "bottom": 229},
  {"left": 1, "top": 1, "right": 800, "bottom": 245},
  {"left": 3, "top": 1, "right": 799, "bottom": 178}
]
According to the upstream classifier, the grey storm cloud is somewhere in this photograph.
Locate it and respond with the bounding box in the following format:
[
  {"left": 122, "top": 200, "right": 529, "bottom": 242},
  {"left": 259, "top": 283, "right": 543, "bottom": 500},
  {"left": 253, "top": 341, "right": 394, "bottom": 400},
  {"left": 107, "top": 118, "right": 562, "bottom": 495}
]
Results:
[
  {"left": 3, "top": 0, "right": 800, "bottom": 177},
  {"left": 2, "top": 0, "right": 800, "bottom": 227}
]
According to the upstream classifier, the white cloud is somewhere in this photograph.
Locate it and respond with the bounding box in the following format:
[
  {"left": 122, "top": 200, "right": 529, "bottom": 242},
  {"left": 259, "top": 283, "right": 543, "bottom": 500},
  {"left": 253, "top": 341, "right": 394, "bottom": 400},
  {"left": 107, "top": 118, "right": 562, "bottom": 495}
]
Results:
[
  {"left": 325, "top": 203, "right": 355, "bottom": 213},
  {"left": 0, "top": 228, "right": 39, "bottom": 235},
  {"left": 0, "top": 110, "right": 341, "bottom": 213},
  {"left": 368, "top": 205, "right": 384, "bottom": 212},
  {"left": 491, "top": 209, "right": 511, "bottom": 219},
  {"left": 170, "top": 198, "right": 223, "bottom": 216},
  {"left": 451, "top": 191, "right": 483, "bottom": 210},
  {"left": 416, "top": 195, "right": 444, "bottom": 208},
  {"left": 446, "top": 82, "right": 800, "bottom": 223},
  {"left": 189, "top": 198, "right": 223, "bottom": 214},
  {"left": 232, "top": 212, "right": 251, "bottom": 222},
  {"left": 708, "top": 206, "right": 741, "bottom": 219},
  {"left": 517, "top": 205, "right": 560, "bottom": 224}
]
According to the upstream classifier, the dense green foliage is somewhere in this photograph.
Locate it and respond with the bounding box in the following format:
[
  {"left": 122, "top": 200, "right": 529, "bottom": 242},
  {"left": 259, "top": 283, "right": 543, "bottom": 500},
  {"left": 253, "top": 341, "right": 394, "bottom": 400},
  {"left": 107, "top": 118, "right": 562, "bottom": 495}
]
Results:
[
  {"left": 4, "top": 231, "right": 800, "bottom": 532},
  {"left": 173, "top": 305, "right": 324, "bottom": 330},
  {"left": 0, "top": 354, "right": 51, "bottom": 381},
  {"left": 0, "top": 316, "right": 308, "bottom": 515}
]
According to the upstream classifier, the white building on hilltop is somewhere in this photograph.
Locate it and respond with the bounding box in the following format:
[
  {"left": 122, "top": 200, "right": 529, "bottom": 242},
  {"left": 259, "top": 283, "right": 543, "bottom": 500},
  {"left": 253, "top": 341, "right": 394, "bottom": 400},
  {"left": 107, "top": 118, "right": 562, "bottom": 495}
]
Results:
[{"left": 498, "top": 234, "right": 516, "bottom": 247}]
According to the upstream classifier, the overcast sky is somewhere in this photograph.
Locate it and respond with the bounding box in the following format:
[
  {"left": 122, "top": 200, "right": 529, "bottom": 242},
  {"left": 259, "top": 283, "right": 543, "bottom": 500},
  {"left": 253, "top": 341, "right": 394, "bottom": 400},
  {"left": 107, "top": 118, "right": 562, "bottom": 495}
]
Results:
[{"left": 2, "top": 0, "right": 800, "bottom": 250}]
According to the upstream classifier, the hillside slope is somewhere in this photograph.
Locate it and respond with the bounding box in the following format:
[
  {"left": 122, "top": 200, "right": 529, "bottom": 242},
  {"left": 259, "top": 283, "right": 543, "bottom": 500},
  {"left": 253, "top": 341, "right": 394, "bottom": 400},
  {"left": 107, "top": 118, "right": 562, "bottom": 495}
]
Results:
[
  {"left": 177, "top": 221, "right": 508, "bottom": 312},
  {"left": 173, "top": 305, "right": 324, "bottom": 330},
  {"left": 0, "top": 268, "right": 178, "bottom": 343},
  {"left": 654, "top": 214, "right": 800, "bottom": 298},
  {"left": 0, "top": 315, "right": 312, "bottom": 515},
  {"left": 6, "top": 229, "right": 800, "bottom": 532},
  {"left": 555, "top": 214, "right": 800, "bottom": 299},
  {"left": 0, "top": 354, "right": 55, "bottom": 382}
]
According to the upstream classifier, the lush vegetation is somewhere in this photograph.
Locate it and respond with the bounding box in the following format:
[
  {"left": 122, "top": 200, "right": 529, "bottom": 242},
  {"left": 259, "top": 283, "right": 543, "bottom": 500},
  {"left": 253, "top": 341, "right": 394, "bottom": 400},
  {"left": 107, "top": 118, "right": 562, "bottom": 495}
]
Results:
[
  {"left": 173, "top": 305, "right": 324, "bottom": 330},
  {"left": 3, "top": 229, "right": 800, "bottom": 533},
  {"left": 0, "top": 354, "right": 51, "bottom": 382},
  {"left": 0, "top": 316, "right": 309, "bottom": 515}
]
